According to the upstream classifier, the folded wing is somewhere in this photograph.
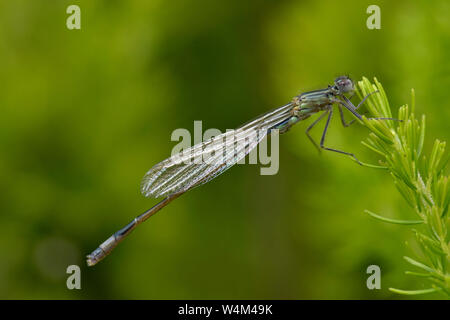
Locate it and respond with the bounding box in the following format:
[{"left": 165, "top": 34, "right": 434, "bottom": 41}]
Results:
[{"left": 141, "top": 102, "right": 293, "bottom": 198}]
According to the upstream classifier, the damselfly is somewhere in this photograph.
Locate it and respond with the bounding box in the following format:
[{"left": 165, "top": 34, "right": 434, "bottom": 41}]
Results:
[{"left": 87, "top": 75, "right": 391, "bottom": 266}]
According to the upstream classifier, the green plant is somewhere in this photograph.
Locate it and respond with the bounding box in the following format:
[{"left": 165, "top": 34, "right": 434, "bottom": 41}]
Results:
[{"left": 356, "top": 77, "right": 450, "bottom": 297}]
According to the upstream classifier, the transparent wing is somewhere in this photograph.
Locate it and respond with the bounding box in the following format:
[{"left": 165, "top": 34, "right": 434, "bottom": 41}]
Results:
[{"left": 141, "top": 102, "right": 293, "bottom": 198}]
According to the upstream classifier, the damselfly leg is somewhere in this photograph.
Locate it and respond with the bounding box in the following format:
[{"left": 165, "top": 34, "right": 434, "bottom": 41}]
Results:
[
  {"left": 338, "top": 105, "right": 355, "bottom": 127},
  {"left": 305, "top": 90, "right": 398, "bottom": 164},
  {"left": 337, "top": 90, "right": 379, "bottom": 127},
  {"left": 337, "top": 92, "right": 399, "bottom": 122},
  {"left": 320, "top": 107, "right": 363, "bottom": 164},
  {"left": 306, "top": 111, "right": 328, "bottom": 153}
]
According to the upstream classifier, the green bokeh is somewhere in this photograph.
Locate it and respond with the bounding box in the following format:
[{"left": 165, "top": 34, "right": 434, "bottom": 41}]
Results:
[{"left": 0, "top": 0, "right": 448, "bottom": 299}]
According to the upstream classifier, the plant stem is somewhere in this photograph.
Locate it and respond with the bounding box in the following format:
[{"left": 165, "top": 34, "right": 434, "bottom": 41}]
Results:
[{"left": 357, "top": 77, "right": 450, "bottom": 298}]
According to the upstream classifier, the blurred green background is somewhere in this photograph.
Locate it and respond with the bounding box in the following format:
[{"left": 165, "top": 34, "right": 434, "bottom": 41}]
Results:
[{"left": 0, "top": 0, "right": 448, "bottom": 299}]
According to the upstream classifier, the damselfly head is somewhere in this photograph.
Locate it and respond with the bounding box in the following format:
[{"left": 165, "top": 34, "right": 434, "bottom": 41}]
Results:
[{"left": 334, "top": 75, "right": 354, "bottom": 94}]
